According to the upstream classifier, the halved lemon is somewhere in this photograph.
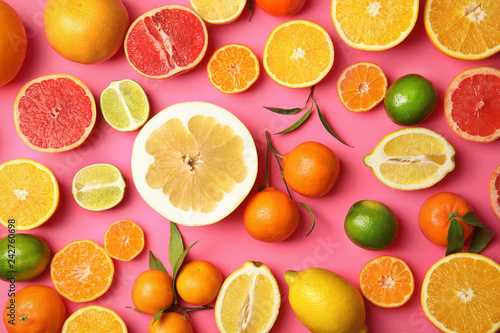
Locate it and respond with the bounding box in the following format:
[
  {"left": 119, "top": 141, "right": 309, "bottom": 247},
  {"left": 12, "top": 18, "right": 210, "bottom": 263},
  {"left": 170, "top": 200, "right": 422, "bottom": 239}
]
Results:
[
  {"left": 131, "top": 102, "right": 258, "bottom": 226},
  {"left": 62, "top": 305, "right": 127, "bottom": 333},
  {"left": 190, "top": 0, "right": 246, "bottom": 25}
]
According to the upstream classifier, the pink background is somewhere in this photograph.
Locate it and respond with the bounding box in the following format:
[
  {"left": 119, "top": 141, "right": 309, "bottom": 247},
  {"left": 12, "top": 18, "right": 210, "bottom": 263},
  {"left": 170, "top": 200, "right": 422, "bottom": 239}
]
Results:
[{"left": 1, "top": 0, "right": 500, "bottom": 332}]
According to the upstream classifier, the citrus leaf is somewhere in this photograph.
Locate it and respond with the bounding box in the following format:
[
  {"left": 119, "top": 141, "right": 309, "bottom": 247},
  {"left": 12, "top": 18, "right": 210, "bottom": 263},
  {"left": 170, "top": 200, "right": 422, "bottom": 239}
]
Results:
[
  {"left": 172, "top": 241, "right": 199, "bottom": 282},
  {"left": 246, "top": 0, "right": 253, "bottom": 21},
  {"left": 468, "top": 227, "right": 494, "bottom": 254},
  {"left": 168, "top": 221, "right": 184, "bottom": 271},
  {"left": 459, "top": 211, "right": 487, "bottom": 227},
  {"left": 264, "top": 106, "right": 303, "bottom": 115},
  {"left": 297, "top": 201, "right": 315, "bottom": 236},
  {"left": 152, "top": 309, "right": 164, "bottom": 325},
  {"left": 149, "top": 250, "right": 168, "bottom": 274},
  {"left": 274, "top": 106, "right": 312, "bottom": 134},
  {"left": 446, "top": 218, "right": 464, "bottom": 256},
  {"left": 315, "top": 100, "right": 352, "bottom": 147}
]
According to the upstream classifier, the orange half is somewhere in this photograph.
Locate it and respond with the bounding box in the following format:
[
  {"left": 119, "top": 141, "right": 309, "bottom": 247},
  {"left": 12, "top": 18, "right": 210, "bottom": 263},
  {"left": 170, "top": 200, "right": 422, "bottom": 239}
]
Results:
[
  {"left": 104, "top": 219, "right": 145, "bottom": 261},
  {"left": 62, "top": 305, "right": 127, "bottom": 333}
]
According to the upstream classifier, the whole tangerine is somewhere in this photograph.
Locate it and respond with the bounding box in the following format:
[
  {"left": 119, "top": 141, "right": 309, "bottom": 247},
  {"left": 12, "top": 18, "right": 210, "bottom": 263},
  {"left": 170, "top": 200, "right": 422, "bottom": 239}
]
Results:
[
  {"left": 132, "top": 270, "right": 174, "bottom": 315},
  {"left": 176, "top": 260, "right": 223, "bottom": 306},
  {"left": 255, "top": 0, "right": 305, "bottom": 16},
  {"left": 148, "top": 312, "right": 193, "bottom": 333}
]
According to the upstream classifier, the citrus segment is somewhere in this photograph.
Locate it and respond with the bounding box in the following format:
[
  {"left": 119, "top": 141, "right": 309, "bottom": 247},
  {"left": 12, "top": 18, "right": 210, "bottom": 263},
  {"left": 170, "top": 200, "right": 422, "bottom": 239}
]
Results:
[
  {"left": 190, "top": 0, "right": 246, "bottom": 24},
  {"left": 359, "top": 256, "right": 414, "bottom": 308},
  {"left": 132, "top": 102, "right": 258, "bottom": 226},
  {"left": 14, "top": 74, "right": 96, "bottom": 152},
  {"left": 337, "top": 62, "right": 387, "bottom": 112},
  {"left": 215, "top": 261, "right": 280, "bottom": 333},
  {"left": 207, "top": 44, "right": 260, "bottom": 94},
  {"left": 104, "top": 219, "right": 145, "bottom": 261},
  {"left": 263, "top": 20, "right": 334, "bottom": 88},
  {"left": 125, "top": 5, "right": 208, "bottom": 79},
  {"left": 421, "top": 253, "right": 500, "bottom": 333},
  {"left": 100, "top": 79, "right": 150, "bottom": 132},
  {"left": 62, "top": 305, "right": 127, "bottom": 333},
  {"left": 490, "top": 164, "right": 500, "bottom": 220},
  {"left": 424, "top": 0, "right": 500, "bottom": 60},
  {"left": 331, "top": 0, "right": 418, "bottom": 50},
  {"left": 72, "top": 163, "right": 126, "bottom": 211},
  {"left": 444, "top": 66, "right": 500, "bottom": 143},
  {"left": 364, "top": 127, "right": 455, "bottom": 190},
  {"left": 0, "top": 159, "right": 59, "bottom": 230},
  {"left": 51, "top": 240, "right": 114, "bottom": 303}
]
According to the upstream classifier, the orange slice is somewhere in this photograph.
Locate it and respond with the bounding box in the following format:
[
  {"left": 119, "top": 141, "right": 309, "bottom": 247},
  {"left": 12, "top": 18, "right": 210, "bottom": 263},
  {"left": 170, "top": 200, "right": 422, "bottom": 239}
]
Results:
[
  {"left": 421, "top": 253, "right": 500, "bottom": 333},
  {"left": 331, "top": 0, "right": 418, "bottom": 50},
  {"left": 104, "top": 219, "right": 145, "bottom": 261},
  {"left": 337, "top": 62, "right": 387, "bottom": 112},
  {"left": 424, "top": 0, "right": 500, "bottom": 60},
  {"left": 490, "top": 164, "right": 500, "bottom": 220},
  {"left": 62, "top": 305, "right": 127, "bottom": 333},
  {"left": 444, "top": 66, "right": 500, "bottom": 143},
  {"left": 263, "top": 20, "right": 334, "bottom": 88},
  {"left": 359, "top": 256, "right": 414, "bottom": 308},
  {"left": 51, "top": 240, "right": 114, "bottom": 302},
  {"left": 207, "top": 44, "right": 260, "bottom": 94}
]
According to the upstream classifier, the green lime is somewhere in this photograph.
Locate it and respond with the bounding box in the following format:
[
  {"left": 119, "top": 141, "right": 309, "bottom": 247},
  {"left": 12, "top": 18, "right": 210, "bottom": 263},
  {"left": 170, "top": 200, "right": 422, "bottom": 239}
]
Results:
[
  {"left": 384, "top": 74, "right": 438, "bottom": 126},
  {"left": 0, "top": 233, "right": 51, "bottom": 282},
  {"left": 344, "top": 200, "right": 398, "bottom": 251},
  {"left": 100, "top": 79, "right": 150, "bottom": 131}
]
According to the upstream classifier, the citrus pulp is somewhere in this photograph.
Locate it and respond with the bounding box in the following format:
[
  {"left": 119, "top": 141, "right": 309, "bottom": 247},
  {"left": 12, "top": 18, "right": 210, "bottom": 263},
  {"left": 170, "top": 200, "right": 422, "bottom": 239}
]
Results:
[
  {"left": 490, "top": 164, "right": 500, "bottom": 220},
  {"left": 61, "top": 305, "right": 127, "bottom": 333},
  {"left": 190, "top": 0, "right": 246, "bottom": 24},
  {"left": 104, "top": 219, "right": 145, "bottom": 261}
]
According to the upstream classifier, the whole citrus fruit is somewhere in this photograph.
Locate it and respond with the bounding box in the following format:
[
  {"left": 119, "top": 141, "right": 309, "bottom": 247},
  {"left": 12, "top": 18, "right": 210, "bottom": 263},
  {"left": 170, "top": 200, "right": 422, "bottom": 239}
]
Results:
[
  {"left": 0, "top": 1, "right": 26, "bottom": 87},
  {"left": 131, "top": 269, "right": 174, "bottom": 315},
  {"left": 176, "top": 260, "right": 223, "bottom": 306},
  {"left": 243, "top": 187, "right": 299, "bottom": 242},
  {"left": 344, "top": 200, "right": 398, "bottom": 251},
  {"left": 255, "top": 0, "right": 305, "bottom": 16},
  {"left": 3, "top": 285, "right": 65, "bottom": 333},
  {"left": 283, "top": 141, "right": 340, "bottom": 198},
  {"left": 384, "top": 74, "right": 438, "bottom": 126},
  {"left": 148, "top": 311, "right": 193, "bottom": 333},
  {"left": 285, "top": 268, "right": 367, "bottom": 333},
  {"left": 418, "top": 192, "right": 475, "bottom": 247},
  {"left": 0, "top": 233, "right": 50, "bottom": 282},
  {"left": 43, "top": 0, "right": 129, "bottom": 64}
]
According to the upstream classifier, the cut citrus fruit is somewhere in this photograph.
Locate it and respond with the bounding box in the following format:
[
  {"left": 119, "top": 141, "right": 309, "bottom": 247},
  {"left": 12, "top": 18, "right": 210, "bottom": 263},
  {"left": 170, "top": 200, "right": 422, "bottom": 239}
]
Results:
[
  {"left": 359, "top": 256, "right": 414, "bottom": 308},
  {"left": 207, "top": 44, "right": 260, "bottom": 94},
  {"left": 51, "top": 239, "right": 114, "bottom": 302},
  {"left": 364, "top": 127, "right": 455, "bottom": 190},
  {"left": 61, "top": 305, "right": 127, "bottom": 333},
  {"left": 124, "top": 5, "right": 208, "bottom": 79},
  {"left": 104, "top": 219, "right": 145, "bottom": 261},
  {"left": 0, "top": 159, "right": 59, "bottom": 230},
  {"left": 72, "top": 163, "right": 126, "bottom": 211},
  {"left": 215, "top": 261, "right": 280, "bottom": 333},
  {"left": 14, "top": 74, "right": 96, "bottom": 152},
  {"left": 490, "top": 164, "right": 500, "bottom": 220},
  {"left": 131, "top": 101, "right": 258, "bottom": 226},
  {"left": 100, "top": 79, "right": 150, "bottom": 132},
  {"left": 263, "top": 20, "right": 334, "bottom": 88},
  {"left": 444, "top": 66, "right": 500, "bottom": 143},
  {"left": 337, "top": 62, "right": 387, "bottom": 112},
  {"left": 421, "top": 253, "right": 500, "bottom": 333},
  {"left": 424, "top": 0, "right": 500, "bottom": 60},
  {"left": 331, "top": 0, "right": 418, "bottom": 51},
  {"left": 190, "top": 0, "right": 246, "bottom": 24}
]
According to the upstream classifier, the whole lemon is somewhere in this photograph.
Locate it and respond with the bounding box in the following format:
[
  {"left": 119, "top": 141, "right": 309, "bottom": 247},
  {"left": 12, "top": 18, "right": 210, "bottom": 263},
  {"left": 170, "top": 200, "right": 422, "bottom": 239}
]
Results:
[{"left": 285, "top": 268, "right": 367, "bottom": 333}]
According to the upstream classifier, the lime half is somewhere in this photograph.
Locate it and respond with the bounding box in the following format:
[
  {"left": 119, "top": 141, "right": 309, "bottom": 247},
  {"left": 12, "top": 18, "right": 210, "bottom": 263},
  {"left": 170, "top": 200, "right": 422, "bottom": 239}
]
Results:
[
  {"left": 100, "top": 79, "right": 149, "bottom": 131},
  {"left": 72, "top": 163, "right": 126, "bottom": 211}
]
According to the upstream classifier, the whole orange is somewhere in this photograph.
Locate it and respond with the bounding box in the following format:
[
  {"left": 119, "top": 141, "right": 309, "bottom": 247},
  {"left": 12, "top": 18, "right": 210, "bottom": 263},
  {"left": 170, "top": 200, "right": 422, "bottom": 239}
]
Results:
[
  {"left": 132, "top": 270, "right": 174, "bottom": 315},
  {"left": 3, "top": 285, "right": 66, "bottom": 333},
  {"left": 148, "top": 312, "right": 193, "bottom": 333},
  {"left": 255, "top": 0, "right": 305, "bottom": 16},
  {"left": 176, "top": 260, "right": 223, "bottom": 306},
  {"left": 0, "top": 1, "right": 26, "bottom": 87},
  {"left": 418, "top": 192, "right": 475, "bottom": 247},
  {"left": 43, "top": 0, "right": 129, "bottom": 64},
  {"left": 243, "top": 187, "right": 299, "bottom": 242},
  {"left": 283, "top": 141, "right": 340, "bottom": 198}
]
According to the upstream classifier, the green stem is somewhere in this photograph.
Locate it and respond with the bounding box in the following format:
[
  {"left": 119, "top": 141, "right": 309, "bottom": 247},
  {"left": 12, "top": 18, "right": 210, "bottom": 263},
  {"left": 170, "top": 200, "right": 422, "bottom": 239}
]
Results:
[{"left": 265, "top": 131, "right": 293, "bottom": 199}]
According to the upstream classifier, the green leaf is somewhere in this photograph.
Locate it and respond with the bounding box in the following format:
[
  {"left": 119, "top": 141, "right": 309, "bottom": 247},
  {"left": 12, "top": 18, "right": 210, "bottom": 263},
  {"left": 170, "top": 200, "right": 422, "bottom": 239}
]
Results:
[
  {"left": 459, "top": 211, "right": 487, "bottom": 228},
  {"left": 149, "top": 250, "right": 168, "bottom": 274},
  {"left": 297, "top": 201, "right": 315, "bottom": 236},
  {"left": 274, "top": 106, "right": 312, "bottom": 134},
  {"left": 446, "top": 218, "right": 464, "bottom": 256},
  {"left": 168, "top": 221, "right": 184, "bottom": 271},
  {"left": 152, "top": 309, "right": 164, "bottom": 325},
  {"left": 172, "top": 241, "right": 199, "bottom": 282},
  {"left": 246, "top": 0, "right": 253, "bottom": 21},
  {"left": 264, "top": 106, "right": 303, "bottom": 115},
  {"left": 468, "top": 227, "right": 494, "bottom": 254},
  {"left": 315, "top": 100, "right": 352, "bottom": 147}
]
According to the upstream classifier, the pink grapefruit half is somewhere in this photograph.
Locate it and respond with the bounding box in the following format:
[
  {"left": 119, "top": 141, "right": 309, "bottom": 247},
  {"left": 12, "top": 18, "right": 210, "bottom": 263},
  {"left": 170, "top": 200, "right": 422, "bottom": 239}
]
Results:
[
  {"left": 14, "top": 74, "right": 96, "bottom": 153},
  {"left": 124, "top": 5, "right": 208, "bottom": 79}
]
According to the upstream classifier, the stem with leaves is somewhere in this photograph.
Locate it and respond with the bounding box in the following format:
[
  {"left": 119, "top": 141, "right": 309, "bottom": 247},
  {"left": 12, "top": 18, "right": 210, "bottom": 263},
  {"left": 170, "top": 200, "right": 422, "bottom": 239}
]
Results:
[{"left": 446, "top": 211, "right": 494, "bottom": 256}]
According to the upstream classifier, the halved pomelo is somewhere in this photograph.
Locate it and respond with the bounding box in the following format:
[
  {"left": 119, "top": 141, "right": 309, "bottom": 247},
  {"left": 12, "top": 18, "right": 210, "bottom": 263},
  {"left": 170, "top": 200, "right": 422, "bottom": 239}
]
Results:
[
  {"left": 131, "top": 102, "right": 258, "bottom": 226},
  {"left": 124, "top": 5, "right": 208, "bottom": 79},
  {"left": 445, "top": 66, "right": 500, "bottom": 143},
  {"left": 14, "top": 74, "right": 96, "bottom": 152}
]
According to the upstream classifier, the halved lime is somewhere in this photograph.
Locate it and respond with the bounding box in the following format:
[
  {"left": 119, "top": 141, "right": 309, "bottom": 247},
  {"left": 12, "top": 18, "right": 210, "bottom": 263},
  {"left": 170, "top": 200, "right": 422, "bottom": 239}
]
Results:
[
  {"left": 100, "top": 79, "right": 149, "bottom": 131},
  {"left": 72, "top": 163, "right": 126, "bottom": 211}
]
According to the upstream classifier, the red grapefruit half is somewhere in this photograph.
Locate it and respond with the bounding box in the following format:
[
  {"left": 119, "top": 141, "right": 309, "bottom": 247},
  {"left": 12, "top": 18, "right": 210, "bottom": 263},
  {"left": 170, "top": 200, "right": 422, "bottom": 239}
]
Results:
[
  {"left": 124, "top": 5, "right": 208, "bottom": 79},
  {"left": 490, "top": 164, "right": 500, "bottom": 220},
  {"left": 14, "top": 74, "right": 96, "bottom": 153},
  {"left": 444, "top": 66, "right": 500, "bottom": 143}
]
